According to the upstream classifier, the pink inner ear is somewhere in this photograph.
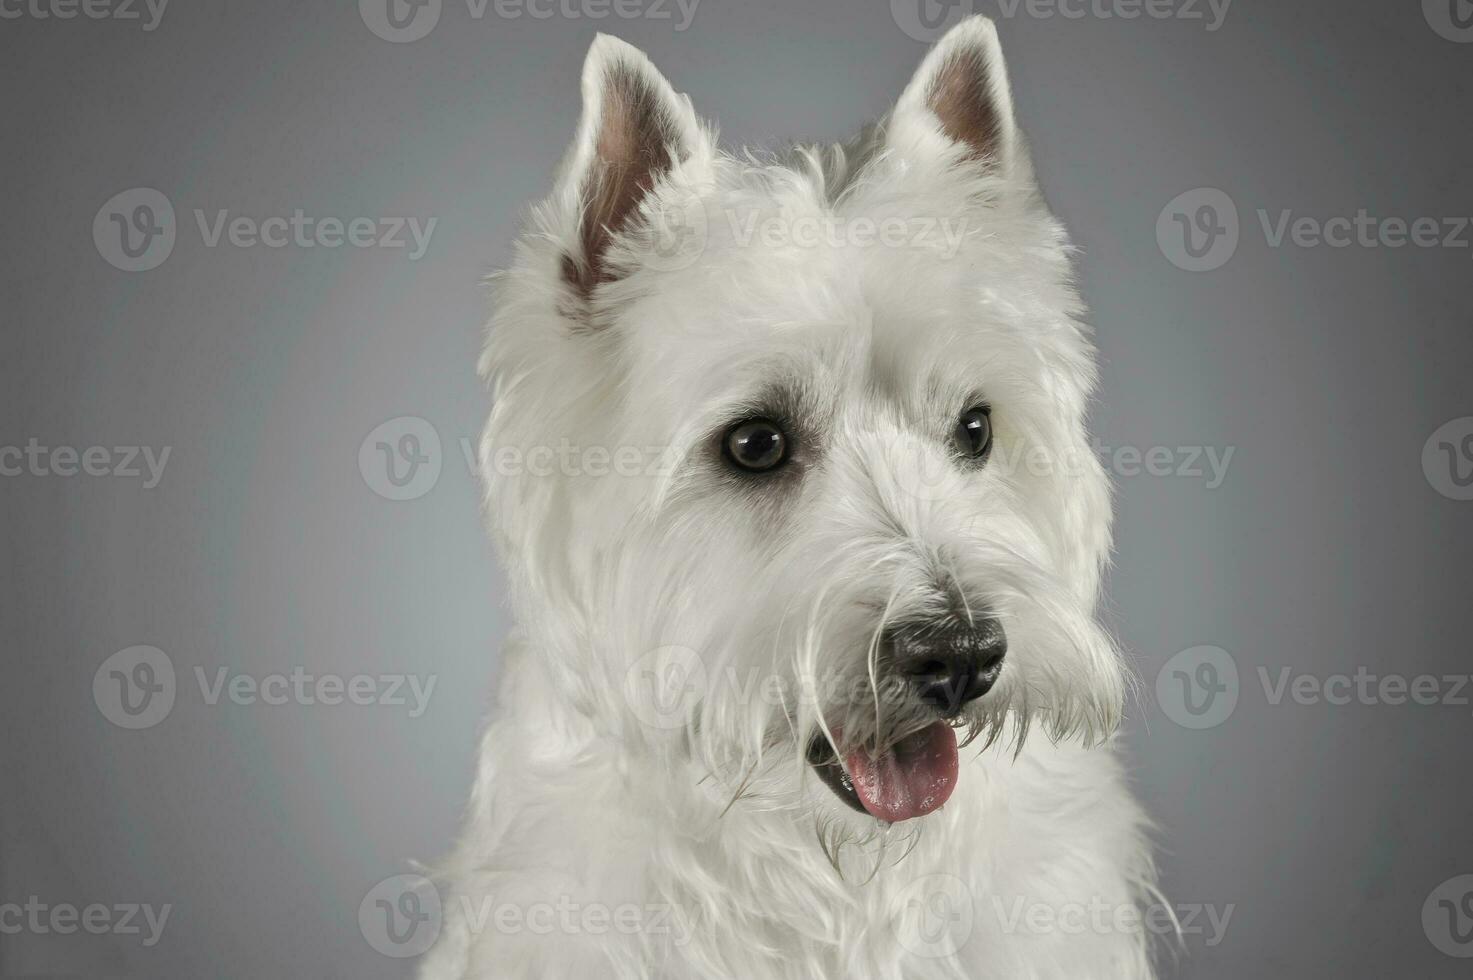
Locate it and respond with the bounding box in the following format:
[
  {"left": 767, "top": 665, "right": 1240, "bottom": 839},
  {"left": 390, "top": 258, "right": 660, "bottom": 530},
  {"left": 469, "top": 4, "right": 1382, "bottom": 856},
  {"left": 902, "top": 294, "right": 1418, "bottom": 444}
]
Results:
[
  {"left": 563, "top": 65, "right": 680, "bottom": 301},
  {"left": 926, "top": 49, "right": 1002, "bottom": 163}
]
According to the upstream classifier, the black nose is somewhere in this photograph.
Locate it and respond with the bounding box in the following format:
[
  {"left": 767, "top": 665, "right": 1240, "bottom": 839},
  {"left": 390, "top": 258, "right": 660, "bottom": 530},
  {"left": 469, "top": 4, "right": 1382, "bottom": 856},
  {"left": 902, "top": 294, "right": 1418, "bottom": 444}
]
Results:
[{"left": 890, "top": 617, "right": 1007, "bottom": 717}]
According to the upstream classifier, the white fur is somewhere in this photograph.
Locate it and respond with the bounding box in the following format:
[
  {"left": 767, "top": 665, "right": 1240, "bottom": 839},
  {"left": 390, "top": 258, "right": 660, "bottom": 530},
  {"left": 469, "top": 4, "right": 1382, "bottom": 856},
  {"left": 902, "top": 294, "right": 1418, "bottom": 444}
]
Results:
[{"left": 422, "top": 18, "right": 1161, "bottom": 979}]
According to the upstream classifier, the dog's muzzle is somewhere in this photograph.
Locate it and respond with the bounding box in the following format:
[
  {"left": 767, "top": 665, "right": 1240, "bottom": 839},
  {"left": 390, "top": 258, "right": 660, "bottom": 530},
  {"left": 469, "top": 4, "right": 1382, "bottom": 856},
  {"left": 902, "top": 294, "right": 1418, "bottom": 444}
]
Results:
[
  {"left": 807, "top": 614, "right": 1007, "bottom": 822},
  {"left": 891, "top": 615, "right": 1007, "bottom": 718}
]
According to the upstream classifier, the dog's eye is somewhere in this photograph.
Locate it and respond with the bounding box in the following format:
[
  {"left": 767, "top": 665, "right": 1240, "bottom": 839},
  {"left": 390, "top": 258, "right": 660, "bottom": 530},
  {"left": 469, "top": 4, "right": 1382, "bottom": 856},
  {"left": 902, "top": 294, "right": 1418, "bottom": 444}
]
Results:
[
  {"left": 724, "top": 419, "right": 789, "bottom": 472},
  {"left": 956, "top": 406, "right": 993, "bottom": 460}
]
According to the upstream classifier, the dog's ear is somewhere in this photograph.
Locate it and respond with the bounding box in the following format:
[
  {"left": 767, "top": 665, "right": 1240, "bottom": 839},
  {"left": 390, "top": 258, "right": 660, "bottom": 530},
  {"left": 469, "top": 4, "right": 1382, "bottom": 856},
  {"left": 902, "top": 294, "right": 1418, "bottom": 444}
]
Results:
[
  {"left": 887, "top": 16, "right": 1024, "bottom": 178},
  {"left": 555, "top": 34, "right": 705, "bottom": 301}
]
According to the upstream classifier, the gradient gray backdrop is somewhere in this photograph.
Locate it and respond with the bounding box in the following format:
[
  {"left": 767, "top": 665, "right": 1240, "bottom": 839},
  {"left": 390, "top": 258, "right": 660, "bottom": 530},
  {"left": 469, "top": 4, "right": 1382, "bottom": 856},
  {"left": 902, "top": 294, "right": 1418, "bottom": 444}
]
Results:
[{"left": 3, "top": 1, "right": 1472, "bottom": 977}]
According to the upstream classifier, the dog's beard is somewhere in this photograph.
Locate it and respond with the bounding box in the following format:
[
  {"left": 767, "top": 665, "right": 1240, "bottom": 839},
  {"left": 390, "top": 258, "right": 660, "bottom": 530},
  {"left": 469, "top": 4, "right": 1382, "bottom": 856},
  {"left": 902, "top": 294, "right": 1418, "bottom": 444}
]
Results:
[{"left": 668, "top": 530, "right": 1128, "bottom": 856}]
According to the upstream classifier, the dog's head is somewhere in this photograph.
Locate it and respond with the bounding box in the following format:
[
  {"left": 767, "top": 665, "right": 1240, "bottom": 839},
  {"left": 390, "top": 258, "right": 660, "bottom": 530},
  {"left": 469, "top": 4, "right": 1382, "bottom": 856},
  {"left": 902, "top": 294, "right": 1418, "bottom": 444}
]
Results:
[{"left": 481, "top": 17, "right": 1125, "bottom": 833}]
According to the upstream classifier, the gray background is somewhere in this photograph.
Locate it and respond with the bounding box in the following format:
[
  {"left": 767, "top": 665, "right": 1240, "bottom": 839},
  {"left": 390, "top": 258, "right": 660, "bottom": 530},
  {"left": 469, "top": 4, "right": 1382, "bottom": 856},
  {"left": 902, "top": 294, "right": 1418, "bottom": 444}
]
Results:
[{"left": 3, "top": 0, "right": 1471, "bottom": 977}]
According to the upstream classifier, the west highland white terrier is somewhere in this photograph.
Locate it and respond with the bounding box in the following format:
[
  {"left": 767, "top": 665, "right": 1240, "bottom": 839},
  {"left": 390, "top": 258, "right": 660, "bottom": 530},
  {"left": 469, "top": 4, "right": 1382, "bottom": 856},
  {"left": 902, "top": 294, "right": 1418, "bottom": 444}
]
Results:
[{"left": 422, "top": 16, "right": 1160, "bottom": 979}]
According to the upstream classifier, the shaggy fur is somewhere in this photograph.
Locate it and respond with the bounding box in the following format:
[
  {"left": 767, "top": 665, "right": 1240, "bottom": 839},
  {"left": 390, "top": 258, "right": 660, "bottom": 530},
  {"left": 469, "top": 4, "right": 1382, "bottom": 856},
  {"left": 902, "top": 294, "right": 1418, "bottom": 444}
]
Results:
[{"left": 422, "top": 17, "right": 1160, "bottom": 979}]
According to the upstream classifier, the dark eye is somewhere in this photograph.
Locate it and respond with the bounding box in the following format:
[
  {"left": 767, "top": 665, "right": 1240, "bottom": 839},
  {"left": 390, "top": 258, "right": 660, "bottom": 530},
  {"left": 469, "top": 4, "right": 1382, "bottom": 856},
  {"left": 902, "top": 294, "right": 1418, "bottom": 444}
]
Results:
[
  {"left": 956, "top": 406, "right": 993, "bottom": 460},
  {"left": 723, "top": 419, "right": 789, "bottom": 472}
]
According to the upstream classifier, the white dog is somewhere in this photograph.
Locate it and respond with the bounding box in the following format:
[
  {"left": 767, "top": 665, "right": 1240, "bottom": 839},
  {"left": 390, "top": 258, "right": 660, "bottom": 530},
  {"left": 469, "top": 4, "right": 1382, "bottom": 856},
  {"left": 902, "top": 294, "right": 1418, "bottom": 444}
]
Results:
[{"left": 422, "top": 17, "right": 1160, "bottom": 979}]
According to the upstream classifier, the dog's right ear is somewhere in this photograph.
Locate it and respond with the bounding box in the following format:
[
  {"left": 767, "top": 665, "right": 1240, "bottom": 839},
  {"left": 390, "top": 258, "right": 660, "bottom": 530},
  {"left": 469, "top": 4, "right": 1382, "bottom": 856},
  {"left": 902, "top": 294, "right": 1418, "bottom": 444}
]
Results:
[
  {"left": 886, "top": 16, "right": 1028, "bottom": 182},
  {"left": 554, "top": 35, "right": 706, "bottom": 302}
]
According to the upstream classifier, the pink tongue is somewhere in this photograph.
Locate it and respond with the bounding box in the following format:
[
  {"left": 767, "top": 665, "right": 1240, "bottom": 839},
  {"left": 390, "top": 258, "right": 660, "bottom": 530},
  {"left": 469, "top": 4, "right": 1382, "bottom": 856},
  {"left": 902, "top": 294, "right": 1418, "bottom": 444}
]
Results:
[{"left": 844, "top": 722, "right": 959, "bottom": 823}]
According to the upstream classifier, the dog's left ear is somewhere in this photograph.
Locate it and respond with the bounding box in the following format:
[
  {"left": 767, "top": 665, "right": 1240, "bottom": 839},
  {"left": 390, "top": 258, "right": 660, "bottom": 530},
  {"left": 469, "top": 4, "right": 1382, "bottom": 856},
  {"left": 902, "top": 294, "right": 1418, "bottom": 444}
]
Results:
[
  {"left": 554, "top": 34, "right": 707, "bottom": 301},
  {"left": 887, "top": 16, "right": 1026, "bottom": 179}
]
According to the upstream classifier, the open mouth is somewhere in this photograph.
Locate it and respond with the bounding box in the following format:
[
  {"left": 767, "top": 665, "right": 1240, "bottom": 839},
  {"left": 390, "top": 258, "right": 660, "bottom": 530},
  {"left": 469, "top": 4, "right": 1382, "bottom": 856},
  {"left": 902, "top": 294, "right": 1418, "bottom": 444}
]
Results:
[{"left": 807, "top": 721, "right": 960, "bottom": 823}]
